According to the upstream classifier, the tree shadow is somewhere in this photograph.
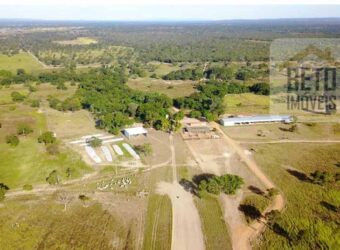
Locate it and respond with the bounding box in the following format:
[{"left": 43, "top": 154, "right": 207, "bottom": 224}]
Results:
[
  {"left": 272, "top": 223, "right": 291, "bottom": 241},
  {"left": 286, "top": 169, "right": 311, "bottom": 182},
  {"left": 179, "top": 178, "right": 198, "bottom": 195},
  {"left": 248, "top": 185, "right": 265, "bottom": 196},
  {"left": 238, "top": 204, "right": 262, "bottom": 221},
  {"left": 0, "top": 183, "right": 9, "bottom": 190},
  {"left": 320, "top": 201, "right": 339, "bottom": 213},
  {"left": 192, "top": 173, "right": 215, "bottom": 186},
  {"left": 335, "top": 162, "right": 340, "bottom": 168}
]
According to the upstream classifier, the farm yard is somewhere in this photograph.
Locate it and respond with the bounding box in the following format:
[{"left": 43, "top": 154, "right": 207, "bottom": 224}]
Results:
[{"left": 0, "top": 16, "right": 339, "bottom": 250}]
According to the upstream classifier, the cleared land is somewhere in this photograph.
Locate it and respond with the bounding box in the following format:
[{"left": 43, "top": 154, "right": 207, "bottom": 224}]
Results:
[
  {"left": 127, "top": 77, "right": 196, "bottom": 98},
  {"left": 54, "top": 37, "right": 98, "bottom": 45},
  {"left": 0, "top": 52, "right": 43, "bottom": 73},
  {"left": 224, "top": 93, "right": 269, "bottom": 115},
  {"left": 221, "top": 121, "right": 340, "bottom": 142}
]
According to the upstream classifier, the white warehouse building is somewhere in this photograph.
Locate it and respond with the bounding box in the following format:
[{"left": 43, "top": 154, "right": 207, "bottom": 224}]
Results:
[
  {"left": 123, "top": 127, "right": 148, "bottom": 138},
  {"left": 220, "top": 115, "right": 293, "bottom": 127}
]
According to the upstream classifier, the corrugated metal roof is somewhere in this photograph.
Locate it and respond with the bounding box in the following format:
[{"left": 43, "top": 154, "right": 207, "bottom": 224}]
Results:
[
  {"left": 221, "top": 115, "right": 292, "bottom": 123},
  {"left": 123, "top": 127, "right": 148, "bottom": 135}
]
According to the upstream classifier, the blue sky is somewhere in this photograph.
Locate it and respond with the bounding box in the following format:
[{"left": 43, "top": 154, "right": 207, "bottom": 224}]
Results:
[{"left": 0, "top": 5, "right": 339, "bottom": 21}]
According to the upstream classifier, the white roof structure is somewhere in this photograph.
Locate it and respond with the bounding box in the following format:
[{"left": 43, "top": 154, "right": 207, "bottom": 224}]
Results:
[
  {"left": 112, "top": 144, "right": 124, "bottom": 156},
  {"left": 220, "top": 115, "right": 293, "bottom": 126},
  {"left": 123, "top": 127, "right": 148, "bottom": 137},
  {"left": 101, "top": 146, "right": 113, "bottom": 162},
  {"left": 123, "top": 143, "right": 140, "bottom": 160},
  {"left": 85, "top": 146, "right": 102, "bottom": 163}
]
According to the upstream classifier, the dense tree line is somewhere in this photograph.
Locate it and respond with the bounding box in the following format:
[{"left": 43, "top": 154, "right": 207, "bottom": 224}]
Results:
[
  {"left": 163, "top": 64, "right": 268, "bottom": 82},
  {"left": 174, "top": 80, "right": 270, "bottom": 120},
  {"left": 73, "top": 67, "right": 172, "bottom": 134},
  {"left": 1, "top": 19, "right": 339, "bottom": 65}
]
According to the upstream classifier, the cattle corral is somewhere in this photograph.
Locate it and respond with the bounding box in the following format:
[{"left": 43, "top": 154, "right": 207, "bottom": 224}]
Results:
[{"left": 181, "top": 117, "right": 221, "bottom": 140}]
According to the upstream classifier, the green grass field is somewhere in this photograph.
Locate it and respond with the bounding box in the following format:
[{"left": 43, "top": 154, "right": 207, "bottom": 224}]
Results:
[
  {"left": 127, "top": 77, "right": 196, "bottom": 98},
  {"left": 253, "top": 143, "right": 340, "bottom": 249},
  {"left": 147, "top": 62, "right": 181, "bottom": 76},
  {"left": 222, "top": 122, "right": 340, "bottom": 142},
  {"left": 224, "top": 93, "right": 269, "bottom": 115},
  {"left": 0, "top": 103, "right": 92, "bottom": 188},
  {"left": 0, "top": 200, "right": 127, "bottom": 250},
  {"left": 0, "top": 52, "right": 43, "bottom": 73},
  {"left": 143, "top": 166, "right": 173, "bottom": 250},
  {"left": 55, "top": 37, "right": 98, "bottom": 45},
  {"left": 195, "top": 195, "right": 232, "bottom": 250}
]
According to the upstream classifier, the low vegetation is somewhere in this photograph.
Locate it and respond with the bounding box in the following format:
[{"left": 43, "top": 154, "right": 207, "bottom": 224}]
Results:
[
  {"left": 195, "top": 195, "right": 232, "bottom": 250},
  {"left": 253, "top": 143, "right": 340, "bottom": 249},
  {"left": 0, "top": 200, "right": 128, "bottom": 249}
]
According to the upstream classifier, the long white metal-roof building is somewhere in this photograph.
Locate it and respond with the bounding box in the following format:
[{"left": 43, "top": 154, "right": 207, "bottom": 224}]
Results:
[
  {"left": 123, "top": 127, "right": 148, "bottom": 138},
  {"left": 220, "top": 115, "right": 293, "bottom": 126}
]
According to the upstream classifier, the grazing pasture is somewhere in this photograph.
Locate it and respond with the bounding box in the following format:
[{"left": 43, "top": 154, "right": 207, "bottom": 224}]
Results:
[
  {"left": 54, "top": 37, "right": 98, "bottom": 45},
  {"left": 224, "top": 93, "right": 269, "bottom": 115},
  {"left": 127, "top": 77, "right": 196, "bottom": 98},
  {"left": 252, "top": 143, "right": 340, "bottom": 249},
  {"left": 0, "top": 52, "right": 43, "bottom": 73}
]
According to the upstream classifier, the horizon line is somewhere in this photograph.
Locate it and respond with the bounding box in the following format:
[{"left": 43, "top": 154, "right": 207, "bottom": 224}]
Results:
[{"left": 1, "top": 17, "right": 340, "bottom": 22}]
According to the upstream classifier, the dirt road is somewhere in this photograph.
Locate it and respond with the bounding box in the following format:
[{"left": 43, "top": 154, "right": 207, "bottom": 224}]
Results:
[
  {"left": 240, "top": 139, "right": 340, "bottom": 144},
  {"left": 157, "top": 182, "right": 205, "bottom": 250},
  {"left": 211, "top": 122, "right": 285, "bottom": 250},
  {"left": 155, "top": 134, "right": 205, "bottom": 250}
]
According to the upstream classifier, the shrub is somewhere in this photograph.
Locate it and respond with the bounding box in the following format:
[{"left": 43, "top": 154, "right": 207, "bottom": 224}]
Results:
[
  {"left": 88, "top": 137, "right": 102, "bottom": 147},
  {"left": 38, "top": 131, "right": 56, "bottom": 144},
  {"left": 6, "top": 134, "right": 19, "bottom": 146},
  {"left": 46, "top": 170, "right": 60, "bottom": 185},
  {"left": 0, "top": 183, "right": 9, "bottom": 201},
  {"left": 134, "top": 143, "right": 152, "bottom": 156},
  {"left": 267, "top": 188, "right": 280, "bottom": 198},
  {"left": 310, "top": 170, "right": 335, "bottom": 185},
  {"left": 30, "top": 99, "right": 40, "bottom": 108},
  {"left": 249, "top": 82, "right": 270, "bottom": 95},
  {"left": 23, "top": 184, "right": 33, "bottom": 191},
  {"left": 11, "top": 91, "right": 25, "bottom": 102},
  {"left": 17, "top": 123, "right": 33, "bottom": 135}
]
